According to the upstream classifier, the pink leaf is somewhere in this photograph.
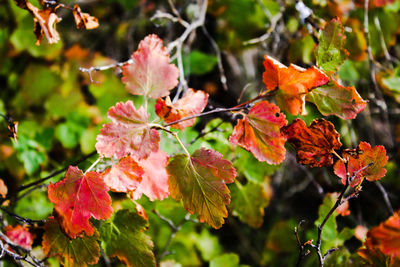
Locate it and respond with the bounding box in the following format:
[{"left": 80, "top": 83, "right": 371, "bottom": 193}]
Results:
[
  {"left": 129, "top": 150, "right": 169, "bottom": 201},
  {"left": 96, "top": 101, "right": 160, "bottom": 160},
  {"left": 121, "top": 34, "right": 179, "bottom": 99}
]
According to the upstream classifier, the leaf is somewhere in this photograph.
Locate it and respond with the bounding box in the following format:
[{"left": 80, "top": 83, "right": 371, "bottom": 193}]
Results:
[
  {"left": 210, "top": 253, "right": 248, "bottom": 267},
  {"left": 48, "top": 166, "right": 113, "bottom": 238},
  {"left": 167, "top": 148, "right": 236, "bottom": 228},
  {"left": 129, "top": 150, "right": 170, "bottom": 201},
  {"left": 229, "top": 101, "right": 287, "bottom": 164},
  {"left": 22, "top": 1, "right": 61, "bottom": 45},
  {"left": 96, "top": 101, "right": 160, "bottom": 160},
  {"left": 333, "top": 142, "right": 388, "bottom": 187},
  {"left": 0, "top": 178, "right": 7, "bottom": 198},
  {"left": 262, "top": 56, "right": 329, "bottom": 115},
  {"left": 4, "top": 225, "right": 33, "bottom": 250},
  {"left": 183, "top": 50, "right": 218, "bottom": 75},
  {"left": 100, "top": 209, "right": 156, "bottom": 267},
  {"left": 315, "top": 18, "right": 349, "bottom": 73},
  {"left": 42, "top": 217, "right": 100, "bottom": 267},
  {"left": 72, "top": 4, "right": 99, "bottom": 30},
  {"left": 102, "top": 156, "right": 144, "bottom": 192},
  {"left": 121, "top": 34, "right": 179, "bottom": 98},
  {"left": 306, "top": 81, "right": 367, "bottom": 119},
  {"left": 155, "top": 89, "right": 209, "bottom": 130},
  {"left": 362, "top": 212, "right": 400, "bottom": 259},
  {"left": 230, "top": 180, "right": 271, "bottom": 228},
  {"left": 281, "top": 118, "right": 342, "bottom": 167}
]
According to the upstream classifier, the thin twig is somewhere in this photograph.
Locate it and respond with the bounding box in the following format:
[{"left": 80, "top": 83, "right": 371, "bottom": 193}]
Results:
[
  {"left": 375, "top": 181, "right": 394, "bottom": 215},
  {"left": 0, "top": 207, "right": 45, "bottom": 225},
  {"left": 79, "top": 60, "right": 132, "bottom": 83},
  {"left": 17, "top": 150, "right": 97, "bottom": 193}
]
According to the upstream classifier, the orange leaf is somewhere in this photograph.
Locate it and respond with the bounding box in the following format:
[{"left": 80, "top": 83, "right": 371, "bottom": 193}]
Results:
[
  {"left": 155, "top": 89, "right": 209, "bottom": 130},
  {"left": 262, "top": 56, "right": 329, "bottom": 115},
  {"left": 122, "top": 34, "right": 179, "bottom": 98},
  {"left": 72, "top": 4, "right": 99, "bottom": 30},
  {"left": 48, "top": 166, "right": 113, "bottom": 238},
  {"left": 229, "top": 101, "right": 287, "bottom": 164},
  {"left": 102, "top": 156, "right": 144, "bottom": 192},
  {"left": 0, "top": 178, "right": 7, "bottom": 199},
  {"left": 281, "top": 118, "right": 342, "bottom": 167},
  {"left": 334, "top": 142, "right": 388, "bottom": 187}
]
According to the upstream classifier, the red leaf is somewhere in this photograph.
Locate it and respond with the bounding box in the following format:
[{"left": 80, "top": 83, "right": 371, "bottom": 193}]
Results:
[
  {"left": 281, "top": 118, "right": 342, "bottom": 167},
  {"left": 96, "top": 101, "right": 160, "bottom": 160},
  {"left": 129, "top": 150, "right": 170, "bottom": 201},
  {"left": 102, "top": 156, "right": 144, "bottom": 192},
  {"left": 262, "top": 56, "right": 329, "bottom": 115},
  {"left": 334, "top": 142, "right": 388, "bottom": 186},
  {"left": 363, "top": 212, "right": 400, "bottom": 258},
  {"left": 229, "top": 101, "right": 287, "bottom": 164},
  {"left": 4, "top": 225, "right": 33, "bottom": 250},
  {"left": 48, "top": 166, "right": 113, "bottom": 238},
  {"left": 121, "top": 34, "right": 179, "bottom": 98},
  {"left": 155, "top": 89, "right": 209, "bottom": 129},
  {"left": 167, "top": 148, "right": 236, "bottom": 228}
]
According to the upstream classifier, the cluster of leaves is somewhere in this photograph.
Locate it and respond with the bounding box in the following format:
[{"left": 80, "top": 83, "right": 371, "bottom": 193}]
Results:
[{"left": 1, "top": 0, "right": 400, "bottom": 266}]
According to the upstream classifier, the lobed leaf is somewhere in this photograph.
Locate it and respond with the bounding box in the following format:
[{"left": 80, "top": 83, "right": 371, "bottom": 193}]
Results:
[
  {"left": 100, "top": 209, "right": 156, "bottom": 267},
  {"left": 96, "top": 101, "right": 160, "bottom": 160},
  {"left": 262, "top": 56, "right": 329, "bottom": 115},
  {"left": 72, "top": 4, "right": 99, "bottom": 30},
  {"left": 42, "top": 217, "right": 100, "bottom": 267},
  {"left": 129, "top": 150, "right": 170, "bottom": 201},
  {"left": 121, "top": 34, "right": 179, "bottom": 98},
  {"left": 334, "top": 141, "right": 388, "bottom": 186},
  {"left": 48, "top": 166, "right": 113, "bottom": 238},
  {"left": 167, "top": 148, "right": 236, "bottom": 228},
  {"left": 315, "top": 18, "right": 349, "bottom": 73},
  {"left": 229, "top": 101, "right": 287, "bottom": 165},
  {"left": 230, "top": 181, "right": 271, "bottom": 228},
  {"left": 155, "top": 89, "right": 209, "bottom": 130},
  {"left": 281, "top": 118, "right": 342, "bottom": 167},
  {"left": 102, "top": 156, "right": 143, "bottom": 192},
  {"left": 306, "top": 81, "right": 367, "bottom": 119}
]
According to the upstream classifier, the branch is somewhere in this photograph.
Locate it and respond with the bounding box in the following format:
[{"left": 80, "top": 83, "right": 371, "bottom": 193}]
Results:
[
  {"left": 79, "top": 60, "right": 131, "bottom": 83},
  {"left": 0, "top": 207, "right": 45, "bottom": 226},
  {"left": 17, "top": 150, "right": 97, "bottom": 193},
  {"left": 294, "top": 220, "right": 311, "bottom": 267}
]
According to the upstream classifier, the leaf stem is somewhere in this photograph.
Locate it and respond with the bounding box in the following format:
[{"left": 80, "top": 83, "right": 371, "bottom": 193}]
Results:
[
  {"left": 153, "top": 124, "right": 190, "bottom": 157},
  {"left": 332, "top": 150, "right": 345, "bottom": 163},
  {"left": 85, "top": 157, "right": 102, "bottom": 174}
]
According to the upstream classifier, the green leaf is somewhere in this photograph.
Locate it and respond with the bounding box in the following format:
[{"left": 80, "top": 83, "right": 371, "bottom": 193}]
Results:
[
  {"left": 306, "top": 81, "right": 367, "bottom": 120},
  {"left": 316, "top": 18, "right": 348, "bottom": 73},
  {"left": 195, "top": 229, "right": 223, "bottom": 261},
  {"left": 14, "top": 190, "right": 53, "bottom": 220},
  {"left": 230, "top": 180, "right": 271, "bottom": 228},
  {"left": 100, "top": 209, "right": 156, "bottom": 267},
  {"left": 210, "top": 253, "right": 248, "bottom": 267},
  {"left": 167, "top": 148, "right": 236, "bottom": 228},
  {"left": 42, "top": 218, "right": 100, "bottom": 267},
  {"left": 183, "top": 50, "right": 218, "bottom": 75}
]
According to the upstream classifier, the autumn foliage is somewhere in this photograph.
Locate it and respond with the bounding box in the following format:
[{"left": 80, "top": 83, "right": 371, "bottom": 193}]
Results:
[{"left": 1, "top": 0, "right": 400, "bottom": 266}]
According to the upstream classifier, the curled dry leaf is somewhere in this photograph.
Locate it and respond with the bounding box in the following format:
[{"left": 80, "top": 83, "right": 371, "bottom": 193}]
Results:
[
  {"left": 229, "top": 101, "right": 287, "bottom": 165},
  {"left": 167, "top": 148, "right": 236, "bottom": 229},
  {"left": 155, "top": 89, "right": 209, "bottom": 129},
  {"left": 333, "top": 141, "right": 388, "bottom": 187},
  {"left": 262, "top": 56, "right": 329, "bottom": 115},
  {"left": 102, "top": 156, "right": 143, "bottom": 193},
  {"left": 73, "top": 4, "right": 99, "bottom": 30},
  {"left": 122, "top": 34, "right": 179, "bottom": 98},
  {"left": 28, "top": 3, "right": 61, "bottom": 45},
  {"left": 4, "top": 225, "right": 33, "bottom": 250},
  {"left": 48, "top": 166, "right": 113, "bottom": 238},
  {"left": 129, "top": 150, "right": 170, "bottom": 201},
  {"left": 96, "top": 101, "right": 160, "bottom": 160},
  {"left": 281, "top": 118, "right": 342, "bottom": 167}
]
